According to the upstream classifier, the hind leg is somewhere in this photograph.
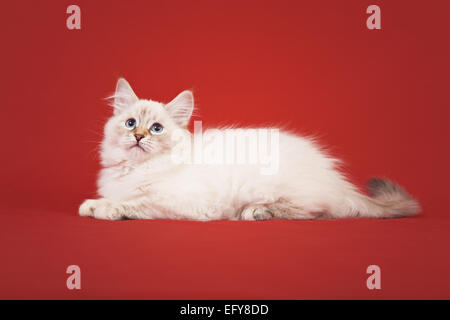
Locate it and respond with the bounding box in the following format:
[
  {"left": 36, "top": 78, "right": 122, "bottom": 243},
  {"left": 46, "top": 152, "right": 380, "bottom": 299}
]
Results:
[
  {"left": 240, "top": 204, "right": 274, "bottom": 221},
  {"left": 239, "top": 198, "right": 325, "bottom": 221}
]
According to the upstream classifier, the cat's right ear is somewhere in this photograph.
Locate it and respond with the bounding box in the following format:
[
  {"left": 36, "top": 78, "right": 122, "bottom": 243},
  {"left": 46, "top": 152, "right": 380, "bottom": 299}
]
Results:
[{"left": 108, "top": 78, "right": 138, "bottom": 115}]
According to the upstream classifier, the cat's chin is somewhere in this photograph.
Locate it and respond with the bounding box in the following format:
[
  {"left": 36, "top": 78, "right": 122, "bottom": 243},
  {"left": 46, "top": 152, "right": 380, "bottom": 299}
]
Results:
[
  {"left": 127, "top": 145, "right": 150, "bottom": 159},
  {"left": 130, "top": 144, "right": 145, "bottom": 152}
]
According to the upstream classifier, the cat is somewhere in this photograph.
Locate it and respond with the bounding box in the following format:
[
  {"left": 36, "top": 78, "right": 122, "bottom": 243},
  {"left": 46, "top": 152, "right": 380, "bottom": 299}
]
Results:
[{"left": 79, "top": 78, "right": 420, "bottom": 221}]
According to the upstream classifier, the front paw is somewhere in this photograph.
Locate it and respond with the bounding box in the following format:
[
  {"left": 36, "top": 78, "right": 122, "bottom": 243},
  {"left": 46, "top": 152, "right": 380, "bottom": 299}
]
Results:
[{"left": 79, "top": 199, "right": 123, "bottom": 220}]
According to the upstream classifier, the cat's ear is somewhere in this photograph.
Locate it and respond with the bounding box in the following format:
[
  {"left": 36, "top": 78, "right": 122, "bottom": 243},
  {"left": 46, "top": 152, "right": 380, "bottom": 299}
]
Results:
[
  {"left": 110, "top": 78, "right": 138, "bottom": 115},
  {"left": 165, "top": 90, "right": 194, "bottom": 127}
]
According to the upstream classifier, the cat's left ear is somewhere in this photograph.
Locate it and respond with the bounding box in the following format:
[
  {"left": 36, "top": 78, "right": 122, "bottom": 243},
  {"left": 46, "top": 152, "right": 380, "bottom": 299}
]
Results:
[
  {"left": 110, "top": 78, "right": 139, "bottom": 115},
  {"left": 165, "top": 90, "right": 194, "bottom": 127}
]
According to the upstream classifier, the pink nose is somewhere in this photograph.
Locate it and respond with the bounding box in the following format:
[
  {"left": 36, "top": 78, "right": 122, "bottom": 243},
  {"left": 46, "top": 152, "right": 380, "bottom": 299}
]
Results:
[{"left": 134, "top": 134, "right": 144, "bottom": 142}]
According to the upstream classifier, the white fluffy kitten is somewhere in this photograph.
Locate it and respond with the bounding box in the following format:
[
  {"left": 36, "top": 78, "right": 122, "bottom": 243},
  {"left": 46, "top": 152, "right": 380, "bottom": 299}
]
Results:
[{"left": 79, "top": 78, "right": 420, "bottom": 221}]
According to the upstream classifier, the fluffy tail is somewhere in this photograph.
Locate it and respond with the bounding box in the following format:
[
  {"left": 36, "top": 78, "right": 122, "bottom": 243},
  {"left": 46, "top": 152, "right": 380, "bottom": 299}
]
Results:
[{"left": 350, "top": 178, "right": 421, "bottom": 218}]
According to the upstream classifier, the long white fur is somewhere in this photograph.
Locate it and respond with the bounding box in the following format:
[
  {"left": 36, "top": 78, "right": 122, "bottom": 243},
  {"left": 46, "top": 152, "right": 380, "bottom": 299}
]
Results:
[{"left": 79, "top": 78, "right": 420, "bottom": 221}]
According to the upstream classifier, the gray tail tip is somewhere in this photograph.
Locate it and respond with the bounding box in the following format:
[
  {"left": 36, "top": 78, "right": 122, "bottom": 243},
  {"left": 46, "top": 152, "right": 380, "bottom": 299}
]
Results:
[
  {"left": 367, "top": 177, "right": 421, "bottom": 217},
  {"left": 366, "top": 177, "right": 409, "bottom": 198}
]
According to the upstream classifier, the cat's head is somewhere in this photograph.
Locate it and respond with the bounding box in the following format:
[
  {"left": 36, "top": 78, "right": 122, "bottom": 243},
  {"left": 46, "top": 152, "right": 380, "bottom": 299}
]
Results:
[{"left": 101, "top": 78, "right": 193, "bottom": 165}]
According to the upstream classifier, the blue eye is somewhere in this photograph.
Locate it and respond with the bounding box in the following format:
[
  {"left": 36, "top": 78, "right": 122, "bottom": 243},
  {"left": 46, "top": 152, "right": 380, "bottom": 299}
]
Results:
[
  {"left": 150, "top": 122, "right": 164, "bottom": 134},
  {"left": 125, "top": 118, "right": 136, "bottom": 129}
]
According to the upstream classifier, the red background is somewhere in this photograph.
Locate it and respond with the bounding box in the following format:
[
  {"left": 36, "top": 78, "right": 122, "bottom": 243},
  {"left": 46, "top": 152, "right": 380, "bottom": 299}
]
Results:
[{"left": 1, "top": 0, "right": 449, "bottom": 299}]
